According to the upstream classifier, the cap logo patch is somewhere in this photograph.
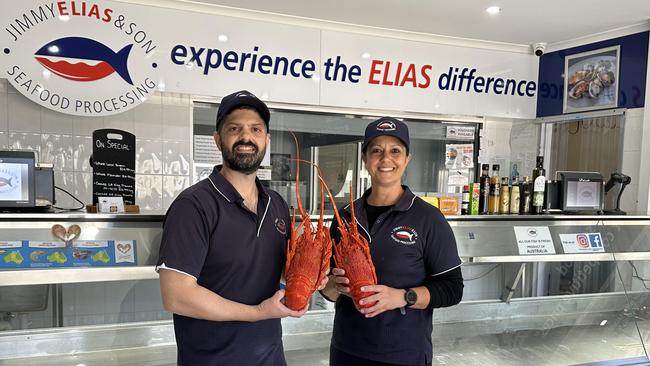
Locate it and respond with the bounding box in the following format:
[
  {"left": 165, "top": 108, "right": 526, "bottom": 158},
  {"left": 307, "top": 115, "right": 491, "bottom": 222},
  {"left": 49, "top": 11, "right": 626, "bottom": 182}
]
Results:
[
  {"left": 390, "top": 226, "right": 418, "bottom": 245},
  {"left": 235, "top": 91, "right": 254, "bottom": 98},
  {"left": 376, "top": 120, "right": 396, "bottom": 131},
  {"left": 275, "top": 218, "right": 286, "bottom": 235}
]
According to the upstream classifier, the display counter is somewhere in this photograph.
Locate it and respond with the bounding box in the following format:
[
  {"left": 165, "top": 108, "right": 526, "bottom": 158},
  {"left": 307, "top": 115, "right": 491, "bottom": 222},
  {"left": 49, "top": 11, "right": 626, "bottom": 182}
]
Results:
[{"left": 1, "top": 214, "right": 649, "bottom": 365}]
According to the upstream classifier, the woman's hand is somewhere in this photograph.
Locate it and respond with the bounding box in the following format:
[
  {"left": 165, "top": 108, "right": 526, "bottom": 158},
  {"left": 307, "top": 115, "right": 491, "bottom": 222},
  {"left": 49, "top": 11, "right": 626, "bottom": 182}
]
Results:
[
  {"left": 358, "top": 285, "right": 407, "bottom": 318},
  {"left": 331, "top": 267, "right": 351, "bottom": 297}
]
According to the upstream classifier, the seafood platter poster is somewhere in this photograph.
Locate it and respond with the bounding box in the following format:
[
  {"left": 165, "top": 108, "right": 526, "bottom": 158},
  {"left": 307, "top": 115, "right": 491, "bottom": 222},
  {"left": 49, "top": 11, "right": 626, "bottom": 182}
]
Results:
[
  {"left": 0, "top": 240, "right": 137, "bottom": 268},
  {"left": 563, "top": 45, "right": 619, "bottom": 113}
]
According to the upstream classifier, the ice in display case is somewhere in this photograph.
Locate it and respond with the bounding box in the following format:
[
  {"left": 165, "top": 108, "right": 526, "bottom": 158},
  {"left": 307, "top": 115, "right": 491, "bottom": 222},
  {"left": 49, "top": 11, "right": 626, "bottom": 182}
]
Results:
[{"left": 1, "top": 213, "right": 650, "bottom": 365}]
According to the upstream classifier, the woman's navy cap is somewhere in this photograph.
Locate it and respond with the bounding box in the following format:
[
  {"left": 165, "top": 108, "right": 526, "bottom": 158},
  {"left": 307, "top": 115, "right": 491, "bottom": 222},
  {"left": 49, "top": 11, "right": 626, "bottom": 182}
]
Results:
[
  {"left": 216, "top": 90, "right": 270, "bottom": 131},
  {"left": 362, "top": 117, "right": 410, "bottom": 154}
]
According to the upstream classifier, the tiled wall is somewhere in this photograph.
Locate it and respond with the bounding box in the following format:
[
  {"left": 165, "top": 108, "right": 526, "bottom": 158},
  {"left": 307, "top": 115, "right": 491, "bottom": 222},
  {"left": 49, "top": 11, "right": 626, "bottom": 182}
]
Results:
[
  {"left": 0, "top": 78, "right": 191, "bottom": 330},
  {"left": 0, "top": 78, "right": 192, "bottom": 212}
]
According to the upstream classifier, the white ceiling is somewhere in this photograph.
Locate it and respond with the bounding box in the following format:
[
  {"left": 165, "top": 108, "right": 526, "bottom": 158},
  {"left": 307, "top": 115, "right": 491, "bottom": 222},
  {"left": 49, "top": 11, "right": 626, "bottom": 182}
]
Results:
[{"left": 179, "top": 0, "right": 650, "bottom": 45}]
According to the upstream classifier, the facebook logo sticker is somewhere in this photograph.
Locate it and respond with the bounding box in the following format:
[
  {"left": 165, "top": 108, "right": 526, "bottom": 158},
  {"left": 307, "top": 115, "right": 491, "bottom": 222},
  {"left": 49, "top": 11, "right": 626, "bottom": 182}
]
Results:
[{"left": 588, "top": 233, "right": 603, "bottom": 248}]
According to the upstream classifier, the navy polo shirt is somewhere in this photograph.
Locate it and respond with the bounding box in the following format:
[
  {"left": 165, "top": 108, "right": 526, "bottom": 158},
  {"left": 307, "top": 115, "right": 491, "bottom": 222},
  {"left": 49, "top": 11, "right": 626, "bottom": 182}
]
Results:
[
  {"left": 330, "top": 186, "right": 461, "bottom": 366},
  {"left": 156, "top": 165, "right": 291, "bottom": 366}
]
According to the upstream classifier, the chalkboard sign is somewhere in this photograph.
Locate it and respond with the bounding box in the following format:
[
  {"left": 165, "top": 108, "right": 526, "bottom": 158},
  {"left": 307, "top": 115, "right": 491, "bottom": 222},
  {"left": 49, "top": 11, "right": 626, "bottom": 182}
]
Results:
[{"left": 91, "top": 129, "right": 136, "bottom": 205}]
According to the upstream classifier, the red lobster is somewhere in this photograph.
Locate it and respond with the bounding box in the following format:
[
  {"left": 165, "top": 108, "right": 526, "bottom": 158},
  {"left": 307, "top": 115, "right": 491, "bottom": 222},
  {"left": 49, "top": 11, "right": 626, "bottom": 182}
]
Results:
[
  {"left": 321, "top": 181, "right": 378, "bottom": 310},
  {"left": 284, "top": 134, "right": 332, "bottom": 311}
]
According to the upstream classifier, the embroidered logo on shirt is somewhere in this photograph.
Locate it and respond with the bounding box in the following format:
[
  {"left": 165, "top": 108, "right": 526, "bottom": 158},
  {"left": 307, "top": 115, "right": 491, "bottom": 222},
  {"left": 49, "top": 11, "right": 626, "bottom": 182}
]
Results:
[
  {"left": 275, "top": 218, "right": 286, "bottom": 235},
  {"left": 390, "top": 226, "right": 418, "bottom": 245}
]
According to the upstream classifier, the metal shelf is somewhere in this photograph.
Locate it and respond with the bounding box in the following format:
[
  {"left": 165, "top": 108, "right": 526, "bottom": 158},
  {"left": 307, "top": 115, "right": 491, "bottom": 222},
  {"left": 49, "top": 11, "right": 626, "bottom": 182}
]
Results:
[{"left": 0, "top": 266, "right": 158, "bottom": 286}]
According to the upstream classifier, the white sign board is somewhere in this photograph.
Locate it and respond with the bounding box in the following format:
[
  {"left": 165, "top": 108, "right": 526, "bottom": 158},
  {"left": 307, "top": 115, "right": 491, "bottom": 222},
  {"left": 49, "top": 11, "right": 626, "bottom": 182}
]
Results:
[
  {"left": 559, "top": 233, "right": 605, "bottom": 253},
  {"left": 193, "top": 135, "right": 222, "bottom": 165},
  {"left": 446, "top": 126, "right": 476, "bottom": 140},
  {"left": 513, "top": 226, "right": 556, "bottom": 255},
  {"left": 0, "top": 1, "right": 539, "bottom": 118}
]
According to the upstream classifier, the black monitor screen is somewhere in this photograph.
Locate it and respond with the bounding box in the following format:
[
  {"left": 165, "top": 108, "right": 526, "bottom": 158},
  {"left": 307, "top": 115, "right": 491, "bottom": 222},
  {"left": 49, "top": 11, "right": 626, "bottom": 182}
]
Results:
[
  {"left": 0, "top": 151, "right": 35, "bottom": 208},
  {"left": 565, "top": 181, "right": 601, "bottom": 209}
]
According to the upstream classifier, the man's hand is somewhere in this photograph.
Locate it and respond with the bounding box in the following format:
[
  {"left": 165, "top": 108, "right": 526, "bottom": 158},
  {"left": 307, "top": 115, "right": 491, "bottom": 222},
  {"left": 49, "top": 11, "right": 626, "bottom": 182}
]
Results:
[
  {"left": 358, "top": 285, "right": 407, "bottom": 318},
  {"left": 256, "top": 289, "right": 308, "bottom": 321},
  {"left": 316, "top": 269, "right": 330, "bottom": 291}
]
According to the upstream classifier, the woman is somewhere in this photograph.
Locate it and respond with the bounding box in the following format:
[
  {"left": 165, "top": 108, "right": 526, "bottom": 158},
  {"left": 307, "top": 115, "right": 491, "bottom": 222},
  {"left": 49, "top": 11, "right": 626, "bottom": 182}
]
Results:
[{"left": 321, "top": 117, "right": 464, "bottom": 366}]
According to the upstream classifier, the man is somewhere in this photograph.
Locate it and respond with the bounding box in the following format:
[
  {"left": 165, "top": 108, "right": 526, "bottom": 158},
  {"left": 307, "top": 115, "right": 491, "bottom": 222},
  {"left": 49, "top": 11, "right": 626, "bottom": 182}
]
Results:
[{"left": 157, "top": 90, "right": 307, "bottom": 365}]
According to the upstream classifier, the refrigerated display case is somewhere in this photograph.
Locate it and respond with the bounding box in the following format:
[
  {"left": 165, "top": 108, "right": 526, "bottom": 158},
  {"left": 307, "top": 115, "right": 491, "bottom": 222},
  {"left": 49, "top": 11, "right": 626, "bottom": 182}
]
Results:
[{"left": 1, "top": 214, "right": 650, "bottom": 365}]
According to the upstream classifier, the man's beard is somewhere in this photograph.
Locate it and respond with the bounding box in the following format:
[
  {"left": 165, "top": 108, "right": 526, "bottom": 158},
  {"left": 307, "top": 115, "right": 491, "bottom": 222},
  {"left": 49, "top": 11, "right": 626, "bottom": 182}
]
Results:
[{"left": 222, "top": 140, "right": 266, "bottom": 175}]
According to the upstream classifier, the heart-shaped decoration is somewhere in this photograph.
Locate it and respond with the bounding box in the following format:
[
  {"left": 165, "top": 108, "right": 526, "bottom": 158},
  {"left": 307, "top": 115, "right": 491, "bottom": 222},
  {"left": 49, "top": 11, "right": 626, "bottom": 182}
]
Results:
[
  {"left": 51, "top": 224, "right": 82, "bottom": 243},
  {"left": 117, "top": 243, "right": 132, "bottom": 254}
]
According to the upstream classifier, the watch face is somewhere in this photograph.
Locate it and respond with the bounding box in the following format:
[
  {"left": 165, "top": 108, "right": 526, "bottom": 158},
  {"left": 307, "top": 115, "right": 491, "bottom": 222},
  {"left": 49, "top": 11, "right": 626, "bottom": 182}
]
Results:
[{"left": 406, "top": 289, "right": 417, "bottom": 305}]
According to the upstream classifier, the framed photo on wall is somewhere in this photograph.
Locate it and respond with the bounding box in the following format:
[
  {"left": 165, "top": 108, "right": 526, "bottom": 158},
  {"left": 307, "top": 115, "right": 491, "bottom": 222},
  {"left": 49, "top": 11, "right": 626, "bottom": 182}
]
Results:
[{"left": 563, "top": 45, "right": 619, "bottom": 113}]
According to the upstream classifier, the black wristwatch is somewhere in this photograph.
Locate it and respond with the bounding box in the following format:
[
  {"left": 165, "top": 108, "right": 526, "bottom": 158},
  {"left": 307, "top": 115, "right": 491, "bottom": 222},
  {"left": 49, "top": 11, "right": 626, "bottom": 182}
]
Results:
[{"left": 404, "top": 288, "right": 417, "bottom": 307}]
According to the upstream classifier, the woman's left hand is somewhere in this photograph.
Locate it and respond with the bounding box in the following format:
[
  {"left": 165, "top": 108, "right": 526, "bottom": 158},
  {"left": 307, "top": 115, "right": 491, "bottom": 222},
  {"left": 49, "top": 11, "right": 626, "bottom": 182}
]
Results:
[{"left": 357, "top": 285, "right": 406, "bottom": 318}]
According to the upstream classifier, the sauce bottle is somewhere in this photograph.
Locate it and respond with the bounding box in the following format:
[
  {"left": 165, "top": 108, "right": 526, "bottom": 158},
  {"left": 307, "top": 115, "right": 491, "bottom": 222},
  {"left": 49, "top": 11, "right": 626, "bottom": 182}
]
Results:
[
  {"left": 461, "top": 185, "right": 470, "bottom": 215},
  {"left": 532, "top": 156, "right": 546, "bottom": 214},
  {"left": 519, "top": 176, "right": 531, "bottom": 214},
  {"left": 479, "top": 164, "right": 490, "bottom": 215},
  {"left": 488, "top": 164, "right": 500, "bottom": 214},
  {"left": 499, "top": 177, "right": 510, "bottom": 214},
  {"left": 509, "top": 180, "right": 520, "bottom": 215}
]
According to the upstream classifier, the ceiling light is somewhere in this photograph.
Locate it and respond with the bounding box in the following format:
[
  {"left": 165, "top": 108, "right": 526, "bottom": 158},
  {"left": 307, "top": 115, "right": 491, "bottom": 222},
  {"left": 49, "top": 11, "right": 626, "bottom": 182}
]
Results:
[{"left": 486, "top": 6, "right": 501, "bottom": 15}]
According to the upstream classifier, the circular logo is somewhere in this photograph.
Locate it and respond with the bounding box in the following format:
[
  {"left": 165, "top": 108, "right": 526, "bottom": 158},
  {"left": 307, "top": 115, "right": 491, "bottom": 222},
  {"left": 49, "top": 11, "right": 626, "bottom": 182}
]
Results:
[
  {"left": 1, "top": 2, "right": 161, "bottom": 116},
  {"left": 527, "top": 228, "right": 537, "bottom": 237},
  {"left": 390, "top": 226, "right": 418, "bottom": 245},
  {"left": 275, "top": 218, "right": 286, "bottom": 235},
  {"left": 376, "top": 120, "right": 396, "bottom": 131}
]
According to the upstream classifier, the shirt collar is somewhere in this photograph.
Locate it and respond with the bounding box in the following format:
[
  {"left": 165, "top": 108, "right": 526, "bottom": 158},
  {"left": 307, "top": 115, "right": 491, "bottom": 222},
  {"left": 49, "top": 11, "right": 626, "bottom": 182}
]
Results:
[
  {"left": 207, "top": 165, "right": 269, "bottom": 203},
  {"left": 345, "top": 185, "right": 416, "bottom": 215}
]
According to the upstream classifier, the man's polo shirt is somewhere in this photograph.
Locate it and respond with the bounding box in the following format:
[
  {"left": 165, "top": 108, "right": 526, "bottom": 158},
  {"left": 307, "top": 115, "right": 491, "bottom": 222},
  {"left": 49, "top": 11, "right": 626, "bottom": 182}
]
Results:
[
  {"left": 157, "top": 165, "right": 291, "bottom": 366},
  {"left": 330, "top": 186, "right": 461, "bottom": 366}
]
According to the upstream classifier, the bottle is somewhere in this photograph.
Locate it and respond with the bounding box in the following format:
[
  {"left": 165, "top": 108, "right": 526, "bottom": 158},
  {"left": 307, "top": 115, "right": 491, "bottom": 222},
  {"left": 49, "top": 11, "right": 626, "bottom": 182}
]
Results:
[
  {"left": 519, "top": 176, "right": 531, "bottom": 214},
  {"left": 509, "top": 180, "right": 520, "bottom": 215},
  {"left": 499, "top": 177, "right": 510, "bottom": 214},
  {"left": 461, "top": 185, "right": 470, "bottom": 215},
  {"left": 532, "top": 156, "right": 546, "bottom": 214},
  {"left": 479, "top": 164, "right": 490, "bottom": 215},
  {"left": 488, "top": 164, "right": 500, "bottom": 214}
]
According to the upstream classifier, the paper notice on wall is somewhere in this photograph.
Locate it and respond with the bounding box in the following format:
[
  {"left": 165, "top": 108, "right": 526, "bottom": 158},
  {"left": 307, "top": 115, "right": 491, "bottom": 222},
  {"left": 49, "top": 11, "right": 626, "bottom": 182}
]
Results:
[
  {"left": 513, "top": 226, "right": 556, "bottom": 255},
  {"left": 194, "top": 135, "right": 222, "bottom": 165},
  {"left": 447, "top": 169, "right": 470, "bottom": 187},
  {"left": 446, "top": 144, "right": 474, "bottom": 169}
]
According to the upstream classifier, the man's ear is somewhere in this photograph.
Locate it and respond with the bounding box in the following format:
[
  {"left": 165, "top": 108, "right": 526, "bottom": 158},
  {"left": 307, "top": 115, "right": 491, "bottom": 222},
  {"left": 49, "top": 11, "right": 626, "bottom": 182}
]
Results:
[{"left": 213, "top": 132, "right": 222, "bottom": 150}]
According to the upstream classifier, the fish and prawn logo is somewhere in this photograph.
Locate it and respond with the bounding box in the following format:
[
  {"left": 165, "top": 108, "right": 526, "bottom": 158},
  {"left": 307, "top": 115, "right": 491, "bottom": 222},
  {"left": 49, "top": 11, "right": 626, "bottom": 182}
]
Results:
[
  {"left": 275, "top": 218, "right": 287, "bottom": 236},
  {"left": 390, "top": 226, "right": 418, "bottom": 245},
  {"left": 2, "top": 2, "right": 160, "bottom": 117},
  {"left": 376, "top": 119, "right": 396, "bottom": 131},
  {"left": 0, "top": 169, "right": 20, "bottom": 195},
  {"left": 34, "top": 37, "right": 134, "bottom": 84}
]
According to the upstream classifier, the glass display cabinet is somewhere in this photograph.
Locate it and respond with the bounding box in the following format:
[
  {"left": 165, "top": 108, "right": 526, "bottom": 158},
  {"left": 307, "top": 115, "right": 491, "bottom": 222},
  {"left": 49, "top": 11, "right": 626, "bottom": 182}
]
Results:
[{"left": 1, "top": 213, "right": 649, "bottom": 365}]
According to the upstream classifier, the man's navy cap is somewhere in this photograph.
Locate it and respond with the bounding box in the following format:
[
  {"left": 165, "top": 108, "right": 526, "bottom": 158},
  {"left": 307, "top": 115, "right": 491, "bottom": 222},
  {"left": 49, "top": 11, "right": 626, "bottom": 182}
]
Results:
[
  {"left": 362, "top": 117, "right": 410, "bottom": 154},
  {"left": 216, "top": 90, "right": 270, "bottom": 131}
]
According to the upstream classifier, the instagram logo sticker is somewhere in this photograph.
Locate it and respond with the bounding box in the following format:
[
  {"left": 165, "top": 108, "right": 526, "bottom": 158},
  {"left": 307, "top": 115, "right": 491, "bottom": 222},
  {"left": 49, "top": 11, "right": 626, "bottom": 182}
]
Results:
[{"left": 576, "top": 234, "right": 589, "bottom": 249}]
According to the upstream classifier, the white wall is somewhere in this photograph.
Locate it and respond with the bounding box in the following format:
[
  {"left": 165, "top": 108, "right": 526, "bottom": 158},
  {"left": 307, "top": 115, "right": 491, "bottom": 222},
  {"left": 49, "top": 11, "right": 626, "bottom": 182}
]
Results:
[
  {"left": 0, "top": 78, "right": 191, "bottom": 212},
  {"left": 621, "top": 108, "right": 645, "bottom": 213}
]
